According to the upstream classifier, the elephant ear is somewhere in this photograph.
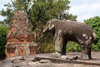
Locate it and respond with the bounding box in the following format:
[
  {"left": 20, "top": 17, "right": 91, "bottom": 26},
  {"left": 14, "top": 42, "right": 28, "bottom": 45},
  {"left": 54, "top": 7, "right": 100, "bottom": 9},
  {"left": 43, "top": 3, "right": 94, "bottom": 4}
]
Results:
[
  {"left": 49, "top": 24, "right": 54, "bottom": 30},
  {"left": 49, "top": 22, "right": 54, "bottom": 30}
]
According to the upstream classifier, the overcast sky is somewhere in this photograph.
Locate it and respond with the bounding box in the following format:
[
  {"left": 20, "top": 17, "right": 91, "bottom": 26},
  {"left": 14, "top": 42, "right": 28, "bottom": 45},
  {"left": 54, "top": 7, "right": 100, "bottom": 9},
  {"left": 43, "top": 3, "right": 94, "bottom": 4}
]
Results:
[
  {"left": 69, "top": 0, "right": 100, "bottom": 22},
  {"left": 0, "top": 0, "right": 100, "bottom": 22}
]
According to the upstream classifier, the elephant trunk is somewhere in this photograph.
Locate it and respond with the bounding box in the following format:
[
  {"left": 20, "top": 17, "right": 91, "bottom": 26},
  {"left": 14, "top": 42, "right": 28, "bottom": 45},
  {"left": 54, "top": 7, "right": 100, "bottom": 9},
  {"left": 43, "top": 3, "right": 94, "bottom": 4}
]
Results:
[{"left": 43, "top": 26, "right": 48, "bottom": 32}]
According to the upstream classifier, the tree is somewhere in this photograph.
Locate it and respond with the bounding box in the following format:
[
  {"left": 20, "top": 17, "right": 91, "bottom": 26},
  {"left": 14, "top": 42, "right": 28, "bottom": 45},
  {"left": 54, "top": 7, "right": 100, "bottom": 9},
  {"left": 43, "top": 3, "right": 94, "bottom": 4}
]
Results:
[
  {"left": 84, "top": 16, "right": 100, "bottom": 51},
  {"left": 0, "top": 8, "right": 13, "bottom": 24},
  {"left": 0, "top": 21, "right": 5, "bottom": 25}
]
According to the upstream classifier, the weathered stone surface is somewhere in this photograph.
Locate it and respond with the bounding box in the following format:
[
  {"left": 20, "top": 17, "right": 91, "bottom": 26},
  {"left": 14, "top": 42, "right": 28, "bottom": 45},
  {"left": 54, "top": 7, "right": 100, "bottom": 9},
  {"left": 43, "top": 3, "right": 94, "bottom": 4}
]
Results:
[
  {"left": 74, "top": 64, "right": 84, "bottom": 67},
  {"left": 1, "top": 52, "right": 100, "bottom": 67},
  {"left": 37, "top": 63, "right": 55, "bottom": 67},
  {"left": 28, "top": 62, "right": 55, "bottom": 67},
  {"left": 54, "top": 63, "right": 74, "bottom": 67},
  {"left": 28, "top": 61, "right": 39, "bottom": 65},
  {"left": 23, "top": 55, "right": 36, "bottom": 61},
  {"left": 5, "top": 10, "right": 37, "bottom": 58},
  {"left": 13, "top": 59, "right": 23, "bottom": 64},
  {"left": 10, "top": 56, "right": 23, "bottom": 60},
  {"left": 13, "top": 61, "right": 28, "bottom": 67},
  {"left": 39, "top": 59, "right": 51, "bottom": 63},
  {"left": 29, "top": 45, "right": 37, "bottom": 55},
  {"left": 16, "top": 65, "right": 30, "bottom": 67},
  {"left": 2, "top": 58, "right": 12, "bottom": 63},
  {"left": 17, "top": 45, "right": 27, "bottom": 56},
  {"left": 0, "top": 61, "right": 1, "bottom": 63},
  {"left": 1, "top": 63, "right": 13, "bottom": 67},
  {"left": 6, "top": 47, "right": 16, "bottom": 58}
]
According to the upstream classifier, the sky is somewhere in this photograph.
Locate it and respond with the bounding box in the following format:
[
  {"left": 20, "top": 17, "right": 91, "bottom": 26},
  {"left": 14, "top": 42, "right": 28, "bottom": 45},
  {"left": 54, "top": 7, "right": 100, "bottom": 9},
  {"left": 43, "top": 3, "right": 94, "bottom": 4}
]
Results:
[
  {"left": 0, "top": 0, "right": 100, "bottom": 22},
  {"left": 0, "top": 0, "right": 11, "bottom": 21},
  {"left": 69, "top": 0, "right": 100, "bottom": 22}
]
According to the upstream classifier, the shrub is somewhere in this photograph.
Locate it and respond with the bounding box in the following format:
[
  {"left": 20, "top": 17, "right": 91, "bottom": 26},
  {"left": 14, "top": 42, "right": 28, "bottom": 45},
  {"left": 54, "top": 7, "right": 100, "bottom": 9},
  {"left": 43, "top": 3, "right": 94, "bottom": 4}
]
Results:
[
  {"left": 0, "top": 26, "right": 8, "bottom": 58},
  {"left": 66, "top": 41, "right": 81, "bottom": 52}
]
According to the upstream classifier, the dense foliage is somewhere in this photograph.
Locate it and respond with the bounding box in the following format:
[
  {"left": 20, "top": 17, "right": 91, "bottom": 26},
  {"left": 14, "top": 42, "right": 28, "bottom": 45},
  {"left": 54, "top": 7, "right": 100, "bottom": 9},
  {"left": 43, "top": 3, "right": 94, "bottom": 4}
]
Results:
[
  {"left": 84, "top": 16, "right": 100, "bottom": 51},
  {"left": 0, "top": 26, "right": 8, "bottom": 58}
]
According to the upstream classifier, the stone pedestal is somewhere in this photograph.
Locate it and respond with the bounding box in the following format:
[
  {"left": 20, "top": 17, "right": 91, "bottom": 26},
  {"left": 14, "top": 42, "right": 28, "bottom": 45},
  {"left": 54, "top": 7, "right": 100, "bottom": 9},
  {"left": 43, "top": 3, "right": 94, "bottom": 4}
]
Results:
[{"left": 6, "top": 10, "right": 37, "bottom": 58}]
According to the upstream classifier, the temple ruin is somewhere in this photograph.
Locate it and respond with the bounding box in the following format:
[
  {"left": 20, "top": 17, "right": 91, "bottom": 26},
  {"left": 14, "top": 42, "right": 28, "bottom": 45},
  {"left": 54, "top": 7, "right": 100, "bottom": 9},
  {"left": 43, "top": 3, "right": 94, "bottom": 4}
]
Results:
[{"left": 5, "top": 10, "right": 37, "bottom": 58}]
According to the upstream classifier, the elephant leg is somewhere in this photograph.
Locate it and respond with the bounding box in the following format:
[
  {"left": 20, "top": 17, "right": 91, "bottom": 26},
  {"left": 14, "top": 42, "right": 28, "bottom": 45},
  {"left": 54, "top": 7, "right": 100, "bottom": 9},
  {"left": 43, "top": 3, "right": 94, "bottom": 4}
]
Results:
[
  {"left": 61, "top": 41, "right": 67, "bottom": 55},
  {"left": 87, "top": 44, "right": 92, "bottom": 59},
  {"left": 54, "top": 34, "right": 63, "bottom": 58},
  {"left": 55, "top": 37, "right": 62, "bottom": 57},
  {"left": 60, "top": 41, "right": 69, "bottom": 59},
  {"left": 77, "top": 38, "right": 92, "bottom": 60},
  {"left": 81, "top": 44, "right": 92, "bottom": 60}
]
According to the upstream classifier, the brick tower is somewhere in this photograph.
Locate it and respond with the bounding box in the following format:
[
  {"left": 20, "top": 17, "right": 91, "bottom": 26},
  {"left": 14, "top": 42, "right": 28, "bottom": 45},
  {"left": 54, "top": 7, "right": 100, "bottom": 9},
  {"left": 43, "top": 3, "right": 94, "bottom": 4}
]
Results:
[{"left": 5, "top": 10, "right": 37, "bottom": 58}]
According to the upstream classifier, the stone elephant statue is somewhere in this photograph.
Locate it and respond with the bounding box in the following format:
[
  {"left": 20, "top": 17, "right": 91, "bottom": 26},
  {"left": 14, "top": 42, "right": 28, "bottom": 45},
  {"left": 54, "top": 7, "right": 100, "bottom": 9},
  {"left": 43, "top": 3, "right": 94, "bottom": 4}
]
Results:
[{"left": 43, "top": 19, "right": 96, "bottom": 60}]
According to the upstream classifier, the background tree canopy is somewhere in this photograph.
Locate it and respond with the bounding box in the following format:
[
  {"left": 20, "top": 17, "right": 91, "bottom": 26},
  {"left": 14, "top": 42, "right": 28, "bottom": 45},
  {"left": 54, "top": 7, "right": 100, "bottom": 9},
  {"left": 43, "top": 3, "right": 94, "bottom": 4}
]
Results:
[{"left": 84, "top": 16, "right": 100, "bottom": 51}]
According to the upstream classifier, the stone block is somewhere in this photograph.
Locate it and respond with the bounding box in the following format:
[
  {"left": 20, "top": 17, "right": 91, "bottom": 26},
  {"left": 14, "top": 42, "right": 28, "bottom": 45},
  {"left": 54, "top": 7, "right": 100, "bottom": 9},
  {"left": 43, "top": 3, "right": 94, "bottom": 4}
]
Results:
[
  {"left": 2, "top": 58, "right": 12, "bottom": 63},
  {"left": 23, "top": 55, "right": 36, "bottom": 61},
  {"left": 37, "top": 63, "right": 55, "bottom": 67},
  {"left": 27, "top": 34, "right": 34, "bottom": 42},
  {"left": 13, "top": 61, "right": 28, "bottom": 67},
  {"left": 1, "top": 63, "right": 13, "bottom": 67},
  {"left": 6, "top": 47, "right": 16, "bottom": 58},
  {"left": 39, "top": 59, "right": 51, "bottom": 63},
  {"left": 17, "top": 45, "right": 26, "bottom": 56},
  {"left": 29, "top": 46, "right": 37, "bottom": 55},
  {"left": 9, "top": 56, "right": 23, "bottom": 61}
]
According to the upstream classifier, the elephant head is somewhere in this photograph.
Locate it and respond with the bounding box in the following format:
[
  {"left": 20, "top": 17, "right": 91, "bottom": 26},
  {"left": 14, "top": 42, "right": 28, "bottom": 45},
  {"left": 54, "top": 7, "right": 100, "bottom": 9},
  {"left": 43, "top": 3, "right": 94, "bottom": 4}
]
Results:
[{"left": 43, "top": 19, "right": 55, "bottom": 32}]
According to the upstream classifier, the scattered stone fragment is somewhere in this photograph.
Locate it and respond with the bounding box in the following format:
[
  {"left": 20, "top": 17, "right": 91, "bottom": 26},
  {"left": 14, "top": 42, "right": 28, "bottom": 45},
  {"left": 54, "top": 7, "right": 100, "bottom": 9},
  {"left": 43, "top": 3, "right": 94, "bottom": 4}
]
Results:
[
  {"left": 13, "top": 61, "right": 28, "bottom": 67},
  {"left": 70, "top": 56, "right": 79, "bottom": 60},
  {"left": 23, "top": 55, "right": 36, "bottom": 61},
  {"left": 28, "top": 61, "right": 40, "bottom": 67},
  {"left": 39, "top": 59, "right": 51, "bottom": 63},
  {"left": 13, "top": 59, "right": 23, "bottom": 63},
  {"left": 10, "top": 56, "right": 23, "bottom": 61},
  {"left": 60, "top": 55, "right": 68, "bottom": 60}
]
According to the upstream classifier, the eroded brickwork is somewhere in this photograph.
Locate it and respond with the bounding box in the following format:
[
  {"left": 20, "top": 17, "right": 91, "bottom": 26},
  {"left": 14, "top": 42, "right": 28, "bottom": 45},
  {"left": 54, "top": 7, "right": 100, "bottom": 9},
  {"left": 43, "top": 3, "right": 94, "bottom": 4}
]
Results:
[{"left": 6, "top": 10, "right": 37, "bottom": 58}]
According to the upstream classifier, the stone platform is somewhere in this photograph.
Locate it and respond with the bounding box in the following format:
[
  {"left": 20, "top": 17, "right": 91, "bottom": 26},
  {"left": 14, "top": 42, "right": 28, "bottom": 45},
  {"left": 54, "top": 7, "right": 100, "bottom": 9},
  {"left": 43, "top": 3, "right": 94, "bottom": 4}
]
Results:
[{"left": 0, "top": 52, "right": 100, "bottom": 67}]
